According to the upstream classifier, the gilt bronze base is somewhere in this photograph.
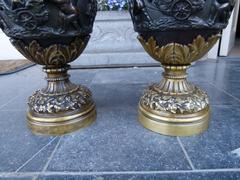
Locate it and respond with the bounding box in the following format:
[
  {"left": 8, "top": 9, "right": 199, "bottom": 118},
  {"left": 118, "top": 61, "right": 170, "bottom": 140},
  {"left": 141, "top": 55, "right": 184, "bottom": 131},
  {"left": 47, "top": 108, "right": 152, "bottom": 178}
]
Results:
[
  {"left": 138, "top": 65, "right": 210, "bottom": 136},
  {"left": 27, "top": 66, "right": 96, "bottom": 135}
]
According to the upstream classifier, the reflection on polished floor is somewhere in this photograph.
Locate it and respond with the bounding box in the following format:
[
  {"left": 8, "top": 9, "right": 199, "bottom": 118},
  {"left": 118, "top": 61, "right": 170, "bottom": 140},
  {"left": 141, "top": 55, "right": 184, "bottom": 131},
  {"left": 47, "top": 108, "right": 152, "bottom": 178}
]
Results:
[
  {"left": 229, "top": 38, "right": 240, "bottom": 57},
  {"left": 0, "top": 58, "right": 240, "bottom": 179}
]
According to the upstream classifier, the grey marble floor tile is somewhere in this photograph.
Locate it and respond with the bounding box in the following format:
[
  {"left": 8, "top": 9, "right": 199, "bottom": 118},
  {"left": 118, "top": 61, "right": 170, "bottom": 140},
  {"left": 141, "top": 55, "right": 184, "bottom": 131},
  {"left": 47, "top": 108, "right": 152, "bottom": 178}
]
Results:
[
  {"left": 91, "top": 67, "right": 163, "bottom": 85},
  {"left": 213, "top": 68, "right": 240, "bottom": 83},
  {"left": 216, "top": 58, "right": 240, "bottom": 69},
  {"left": 46, "top": 107, "right": 191, "bottom": 172},
  {"left": 180, "top": 106, "right": 240, "bottom": 169},
  {"left": 37, "top": 172, "right": 240, "bottom": 180},
  {"left": 189, "top": 61, "right": 221, "bottom": 83},
  {"left": 190, "top": 58, "right": 240, "bottom": 83},
  {"left": 0, "top": 111, "right": 55, "bottom": 172},
  {"left": 0, "top": 58, "right": 240, "bottom": 178},
  {"left": 0, "top": 176, "right": 33, "bottom": 180},
  {"left": 0, "top": 66, "right": 44, "bottom": 109},
  {"left": 90, "top": 83, "right": 146, "bottom": 108},
  {"left": 0, "top": 69, "right": 96, "bottom": 111},
  {"left": 90, "top": 81, "right": 240, "bottom": 108},
  {"left": 194, "top": 82, "right": 240, "bottom": 106},
  {"left": 18, "top": 137, "right": 60, "bottom": 172},
  {"left": 1, "top": 88, "right": 40, "bottom": 111},
  {"left": 0, "top": 66, "right": 44, "bottom": 88},
  {"left": 211, "top": 81, "right": 240, "bottom": 101},
  {"left": 70, "top": 69, "right": 97, "bottom": 85}
]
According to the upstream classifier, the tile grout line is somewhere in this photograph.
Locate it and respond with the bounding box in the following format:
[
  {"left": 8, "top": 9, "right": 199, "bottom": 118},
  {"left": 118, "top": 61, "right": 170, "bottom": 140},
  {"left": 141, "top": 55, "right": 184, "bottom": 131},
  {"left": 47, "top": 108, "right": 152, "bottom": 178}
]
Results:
[
  {"left": 42, "top": 137, "right": 62, "bottom": 172},
  {"left": 0, "top": 94, "right": 20, "bottom": 110},
  {"left": 177, "top": 137, "right": 196, "bottom": 170},
  {"left": 211, "top": 104, "right": 240, "bottom": 107},
  {"left": 32, "top": 175, "right": 38, "bottom": 180},
  {"left": 208, "top": 82, "right": 240, "bottom": 103},
  {"left": 15, "top": 137, "right": 58, "bottom": 173},
  {"left": 0, "top": 81, "right": 43, "bottom": 111},
  {"left": 0, "top": 110, "right": 29, "bottom": 112},
  {"left": 3, "top": 168, "right": 240, "bottom": 177}
]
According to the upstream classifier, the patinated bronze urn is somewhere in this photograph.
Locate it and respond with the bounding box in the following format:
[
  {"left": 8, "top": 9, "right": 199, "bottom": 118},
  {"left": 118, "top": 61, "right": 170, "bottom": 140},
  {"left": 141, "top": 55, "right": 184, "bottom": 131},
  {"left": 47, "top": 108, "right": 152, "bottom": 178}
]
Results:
[
  {"left": 129, "top": 0, "right": 235, "bottom": 136},
  {"left": 0, "top": 0, "right": 97, "bottom": 135}
]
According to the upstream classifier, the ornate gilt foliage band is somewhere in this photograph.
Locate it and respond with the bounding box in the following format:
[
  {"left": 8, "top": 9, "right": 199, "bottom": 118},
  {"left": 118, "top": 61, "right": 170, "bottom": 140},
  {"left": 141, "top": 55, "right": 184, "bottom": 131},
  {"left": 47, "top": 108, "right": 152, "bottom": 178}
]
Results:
[
  {"left": 140, "top": 84, "right": 209, "bottom": 114},
  {"left": 10, "top": 36, "right": 89, "bottom": 66},
  {"left": 138, "top": 35, "right": 220, "bottom": 65},
  {"left": 29, "top": 85, "right": 93, "bottom": 114}
]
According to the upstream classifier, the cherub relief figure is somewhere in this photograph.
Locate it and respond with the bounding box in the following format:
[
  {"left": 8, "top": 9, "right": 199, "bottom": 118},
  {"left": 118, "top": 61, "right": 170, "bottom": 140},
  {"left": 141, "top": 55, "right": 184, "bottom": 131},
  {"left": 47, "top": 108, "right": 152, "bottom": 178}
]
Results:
[
  {"left": 11, "top": 0, "right": 23, "bottom": 9},
  {"left": 209, "top": 0, "right": 235, "bottom": 25},
  {"left": 130, "top": 0, "right": 152, "bottom": 25},
  {"left": 49, "top": 0, "right": 80, "bottom": 31},
  {"left": 11, "top": 0, "right": 80, "bottom": 31},
  {"left": 10, "top": 0, "right": 42, "bottom": 9},
  {"left": 2, "top": 0, "right": 95, "bottom": 33},
  {"left": 131, "top": 0, "right": 144, "bottom": 15}
]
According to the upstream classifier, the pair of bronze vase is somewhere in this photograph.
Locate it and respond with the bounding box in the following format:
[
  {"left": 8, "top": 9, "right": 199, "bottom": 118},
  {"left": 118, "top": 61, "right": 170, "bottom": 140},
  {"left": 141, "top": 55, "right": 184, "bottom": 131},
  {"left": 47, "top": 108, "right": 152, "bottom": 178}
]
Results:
[{"left": 0, "top": 0, "right": 235, "bottom": 136}]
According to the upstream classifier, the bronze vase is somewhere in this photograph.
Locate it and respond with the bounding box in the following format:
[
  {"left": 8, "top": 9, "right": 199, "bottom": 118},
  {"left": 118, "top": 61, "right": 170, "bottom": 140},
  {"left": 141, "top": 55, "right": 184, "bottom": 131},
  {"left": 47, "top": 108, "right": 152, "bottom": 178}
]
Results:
[
  {"left": 129, "top": 0, "right": 235, "bottom": 136},
  {"left": 0, "top": 0, "right": 97, "bottom": 135}
]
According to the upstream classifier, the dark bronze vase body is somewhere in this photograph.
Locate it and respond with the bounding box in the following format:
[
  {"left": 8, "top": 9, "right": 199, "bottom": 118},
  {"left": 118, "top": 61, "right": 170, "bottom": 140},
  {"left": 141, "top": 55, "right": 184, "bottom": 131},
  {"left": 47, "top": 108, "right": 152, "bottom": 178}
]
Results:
[
  {"left": 129, "top": 0, "right": 235, "bottom": 136},
  {"left": 0, "top": 0, "right": 97, "bottom": 135}
]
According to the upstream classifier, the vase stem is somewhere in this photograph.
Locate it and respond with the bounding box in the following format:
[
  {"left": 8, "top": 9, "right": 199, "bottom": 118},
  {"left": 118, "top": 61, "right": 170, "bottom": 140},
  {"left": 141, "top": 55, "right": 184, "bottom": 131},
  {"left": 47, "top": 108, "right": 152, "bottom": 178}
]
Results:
[
  {"left": 159, "top": 65, "right": 194, "bottom": 95},
  {"left": 42, "top": 66, "right": 77, "bottom": 96}
]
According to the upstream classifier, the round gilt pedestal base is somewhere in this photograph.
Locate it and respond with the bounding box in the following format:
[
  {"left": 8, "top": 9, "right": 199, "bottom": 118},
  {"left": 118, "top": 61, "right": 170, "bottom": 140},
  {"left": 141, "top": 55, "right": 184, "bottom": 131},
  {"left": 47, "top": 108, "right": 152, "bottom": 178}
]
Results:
[
  {"left": 27, "top": 67, "right": 96, "bottom": 135},
  {"left": 139, "top": 100, "right": 210, "bottom": 137},
  {"left": 138, "top": 65, "right": 210, "bottom": 136},
  {"left": 27, "top": 96, "right": 97, "bottom": 136},
  {"left": 28, "top": 104, "right": 96, "bottom": 136},
  {"left": 139, "top": 105, "right": 210, "bottom": 136}
]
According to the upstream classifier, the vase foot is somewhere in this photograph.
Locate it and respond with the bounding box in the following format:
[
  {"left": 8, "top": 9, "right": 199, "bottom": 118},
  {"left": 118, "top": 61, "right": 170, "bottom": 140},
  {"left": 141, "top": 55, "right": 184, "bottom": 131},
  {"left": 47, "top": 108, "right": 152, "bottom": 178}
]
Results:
[
  {"left": 138, "top": 74, "right": 211, "bottom": 136},
  {"left": 139, "top": 104, "right": 210, "bottom": 137},
  {"left": 26, "top": 66, "right": 97, "bottom": 135},
  {"left": 27, "top": 103, "right": 96, "bottom": 136}
]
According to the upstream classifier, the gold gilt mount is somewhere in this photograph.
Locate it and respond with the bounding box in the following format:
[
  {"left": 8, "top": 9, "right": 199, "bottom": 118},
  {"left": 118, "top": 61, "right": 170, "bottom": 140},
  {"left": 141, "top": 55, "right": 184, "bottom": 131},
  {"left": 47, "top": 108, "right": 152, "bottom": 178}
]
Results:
[
  {"left": 11, "top": 37, "right": 96, "bottom": 135},
  {"left": 138, "top": 35, "right": 220, "bottom": 136}
]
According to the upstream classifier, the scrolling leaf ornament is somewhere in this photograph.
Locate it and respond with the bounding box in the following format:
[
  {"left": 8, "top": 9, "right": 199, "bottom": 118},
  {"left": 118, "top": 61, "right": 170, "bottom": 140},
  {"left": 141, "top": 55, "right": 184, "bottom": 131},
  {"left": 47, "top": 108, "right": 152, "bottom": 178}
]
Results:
[
  {"left": 138, "top": 34, "right": 220, "bottom": 65},
  {"left": 10, "top": 36, "right": 89, "bottom": 66}
]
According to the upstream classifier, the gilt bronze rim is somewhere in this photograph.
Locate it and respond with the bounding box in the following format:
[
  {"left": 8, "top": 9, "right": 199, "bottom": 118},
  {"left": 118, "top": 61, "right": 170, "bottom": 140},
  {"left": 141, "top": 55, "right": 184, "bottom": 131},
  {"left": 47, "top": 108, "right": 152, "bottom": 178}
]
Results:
[
  {"left": 27, "top": 104, "right": 97, "bottom": 136},
  {"left": 139, "top": 103, "right": 210, "bottom": 137}
]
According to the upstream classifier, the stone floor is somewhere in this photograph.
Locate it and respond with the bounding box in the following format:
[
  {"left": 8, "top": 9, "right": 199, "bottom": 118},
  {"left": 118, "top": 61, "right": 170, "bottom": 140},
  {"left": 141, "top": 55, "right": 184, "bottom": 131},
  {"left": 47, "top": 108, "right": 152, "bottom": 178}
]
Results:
[
  {"left": 229, "top": 38, "right": 240, "bottom": 57},
  {"left": 0, "top": 58, "right": 240, "bottom": 180}
]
